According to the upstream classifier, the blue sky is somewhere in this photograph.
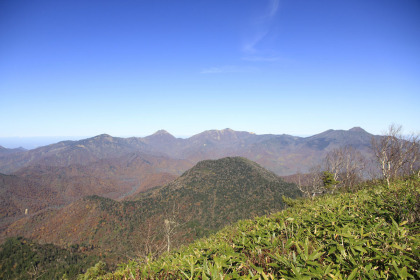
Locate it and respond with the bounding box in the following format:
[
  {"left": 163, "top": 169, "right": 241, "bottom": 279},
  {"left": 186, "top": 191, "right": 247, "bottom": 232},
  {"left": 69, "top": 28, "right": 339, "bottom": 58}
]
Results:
[{"left": 1, "top": 0, "right": 419, "bottom": 143}]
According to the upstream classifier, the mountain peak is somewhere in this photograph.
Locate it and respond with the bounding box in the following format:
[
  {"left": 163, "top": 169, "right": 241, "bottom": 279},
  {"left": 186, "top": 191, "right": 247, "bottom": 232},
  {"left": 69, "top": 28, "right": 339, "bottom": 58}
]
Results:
[
  {"left": 93, "top": 133, "right": 112, "bottom": 139},
  {"left": 190, "top": 128, "right": 255, "bottom": 142},
  {"left": 349, "top": 127, "right": 366, "bottom": 133},
  {"left": 177, "top": 157, "right": 281, "bottom": 186},
  {"left": 200, "top": 128, "right": 236, "bottom": 134},
  {"left": 84, "top": 134, "right": 115, "bottom": 144},
  {"left": 144, "top": 130, "right": 177, "bottom": 147},
  {"left": 151, "top": 129, "right": 172, "bottom": 136},
  {"left": 88, "top": 134, "right": 114, "bottom": 143}
]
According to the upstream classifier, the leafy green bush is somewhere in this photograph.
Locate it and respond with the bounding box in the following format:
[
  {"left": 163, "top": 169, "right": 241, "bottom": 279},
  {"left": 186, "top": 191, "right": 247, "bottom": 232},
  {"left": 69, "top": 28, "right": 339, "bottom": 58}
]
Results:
[{"left": 77, "top": 261, "right": 107, "bottom": 280}]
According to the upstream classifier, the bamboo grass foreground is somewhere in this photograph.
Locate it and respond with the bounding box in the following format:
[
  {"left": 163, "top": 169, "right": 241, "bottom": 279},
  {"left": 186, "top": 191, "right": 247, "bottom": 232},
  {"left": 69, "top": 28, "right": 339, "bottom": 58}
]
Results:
[{"left": 81, "top": 177, "right": 420, "bottom": 279}]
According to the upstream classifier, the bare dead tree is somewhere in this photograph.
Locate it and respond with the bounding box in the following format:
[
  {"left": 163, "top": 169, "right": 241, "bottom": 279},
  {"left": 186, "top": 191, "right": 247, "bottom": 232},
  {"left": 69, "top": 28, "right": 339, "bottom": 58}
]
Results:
[
  {"left": 135, "top": 219, "right": 165, "bottom": 263},
  {"left": 324, "top": 149, "right": 343, "bottom": 184},
  {"left": 143, "top": 222, "right": 159, "bottom": 257},
  {"left": 293, "top": 165, "right": 325, "bottom": 199},
  {"left": 164, "top": 218, "right": 178, "bottom": 253},
  {"left": 339, "top": 146, "right": 366, "bottom": 189},
  {"left": 136, "top": 204, "right": 182, "bottom": 258},
  {"left": 134, "top": 202, "right": 192, "bottom": 262},
  {"left": 308, "top": 165, "right": 325, "bottom": 198},
  {"left": 323, "top": 146, "right": 366, "bottom": 191},
  {"left": 405, "top": 133, "right": 420, "bottom": 177},
  {"left": 162, "top": 202, "right": 187, "bottom": 253},
  {"left": 27, "top": 262, "right": 46, "bottom": 280},
  {"left": 371, "top": 124, "right": 420, "bottom": 186}
]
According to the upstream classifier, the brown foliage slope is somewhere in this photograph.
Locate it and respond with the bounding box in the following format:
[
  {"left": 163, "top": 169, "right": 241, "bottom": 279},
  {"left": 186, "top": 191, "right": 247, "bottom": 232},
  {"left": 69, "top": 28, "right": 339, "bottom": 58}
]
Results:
[
  {"left": 2, "top": 157, "right": 301, "bottom": 263},
  {"left": 0, "top": 153, "right": 191, "bottom": 233}
]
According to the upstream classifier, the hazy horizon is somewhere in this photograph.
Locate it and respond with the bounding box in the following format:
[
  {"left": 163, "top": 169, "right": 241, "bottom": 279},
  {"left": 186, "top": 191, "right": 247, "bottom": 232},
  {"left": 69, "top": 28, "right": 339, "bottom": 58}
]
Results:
[{"left": 0, "top": 126, "right": 366, "bottom": 149}]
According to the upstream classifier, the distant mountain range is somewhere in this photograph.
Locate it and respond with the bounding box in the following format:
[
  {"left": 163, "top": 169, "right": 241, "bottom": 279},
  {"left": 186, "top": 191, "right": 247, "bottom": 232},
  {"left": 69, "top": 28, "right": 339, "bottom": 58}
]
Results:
[
  {"left": 0, "top": 127, "right": 377, "bottom": 229},
  {"left": 0, "top": 127, "right": 375, "bottom": 175}
]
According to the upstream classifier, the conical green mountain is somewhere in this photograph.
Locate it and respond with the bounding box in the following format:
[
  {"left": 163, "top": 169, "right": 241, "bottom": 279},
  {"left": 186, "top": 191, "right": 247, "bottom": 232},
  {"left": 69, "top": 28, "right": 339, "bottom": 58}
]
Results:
[{"left": 138, "top": 157, "right": 301, "bottom": 232}]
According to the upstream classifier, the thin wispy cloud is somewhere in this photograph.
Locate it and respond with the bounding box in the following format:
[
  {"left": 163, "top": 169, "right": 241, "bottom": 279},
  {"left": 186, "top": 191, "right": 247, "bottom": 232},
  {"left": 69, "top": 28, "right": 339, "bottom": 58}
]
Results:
[
  {"left": 267, "top": 0, "right": 280, "bottom": 18},
  {"left": 200, "top": 0, "right": 281, "bottom": 74},
  {"left": 201, "top": 65, "right": 258, "bottom": 74},
  {"left": 242, "top": 0, "right": 281, "bottom": 58},
  {"left": 242, "top": 30, "right": 269, "bottom": 54}
]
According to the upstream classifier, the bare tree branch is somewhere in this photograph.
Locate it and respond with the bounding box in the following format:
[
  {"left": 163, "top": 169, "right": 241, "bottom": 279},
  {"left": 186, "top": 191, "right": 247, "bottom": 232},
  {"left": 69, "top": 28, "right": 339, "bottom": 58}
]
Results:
[
  {"left": 371, "top": 124, "right": 419, "bottom": 186},
  {"left": 323, "top": 146, "right": 366, "bottom": 192}
]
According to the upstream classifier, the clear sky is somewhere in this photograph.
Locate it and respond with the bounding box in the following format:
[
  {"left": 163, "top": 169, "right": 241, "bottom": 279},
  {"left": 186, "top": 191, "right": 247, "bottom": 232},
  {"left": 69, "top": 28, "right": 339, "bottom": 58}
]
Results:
[{"left": 1, "top": 0, "right": 419, "bottom": 142}]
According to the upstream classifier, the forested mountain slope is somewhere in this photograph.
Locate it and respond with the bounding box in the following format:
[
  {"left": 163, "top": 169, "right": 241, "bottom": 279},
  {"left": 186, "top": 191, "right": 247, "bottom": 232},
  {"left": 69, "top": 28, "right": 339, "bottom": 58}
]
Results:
[
  {"left": 0, "top": 237, "right": 100, "bottom": 280},
  {"left": 2, "top": 157, "right": 301, "bottom": 264}
]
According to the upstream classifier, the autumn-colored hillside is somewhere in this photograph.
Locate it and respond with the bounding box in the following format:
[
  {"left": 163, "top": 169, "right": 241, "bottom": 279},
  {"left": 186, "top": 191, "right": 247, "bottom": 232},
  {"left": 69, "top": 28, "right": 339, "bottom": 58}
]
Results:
[{"left": 2, "top": 157, "right": 301, "bottom": 264}]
